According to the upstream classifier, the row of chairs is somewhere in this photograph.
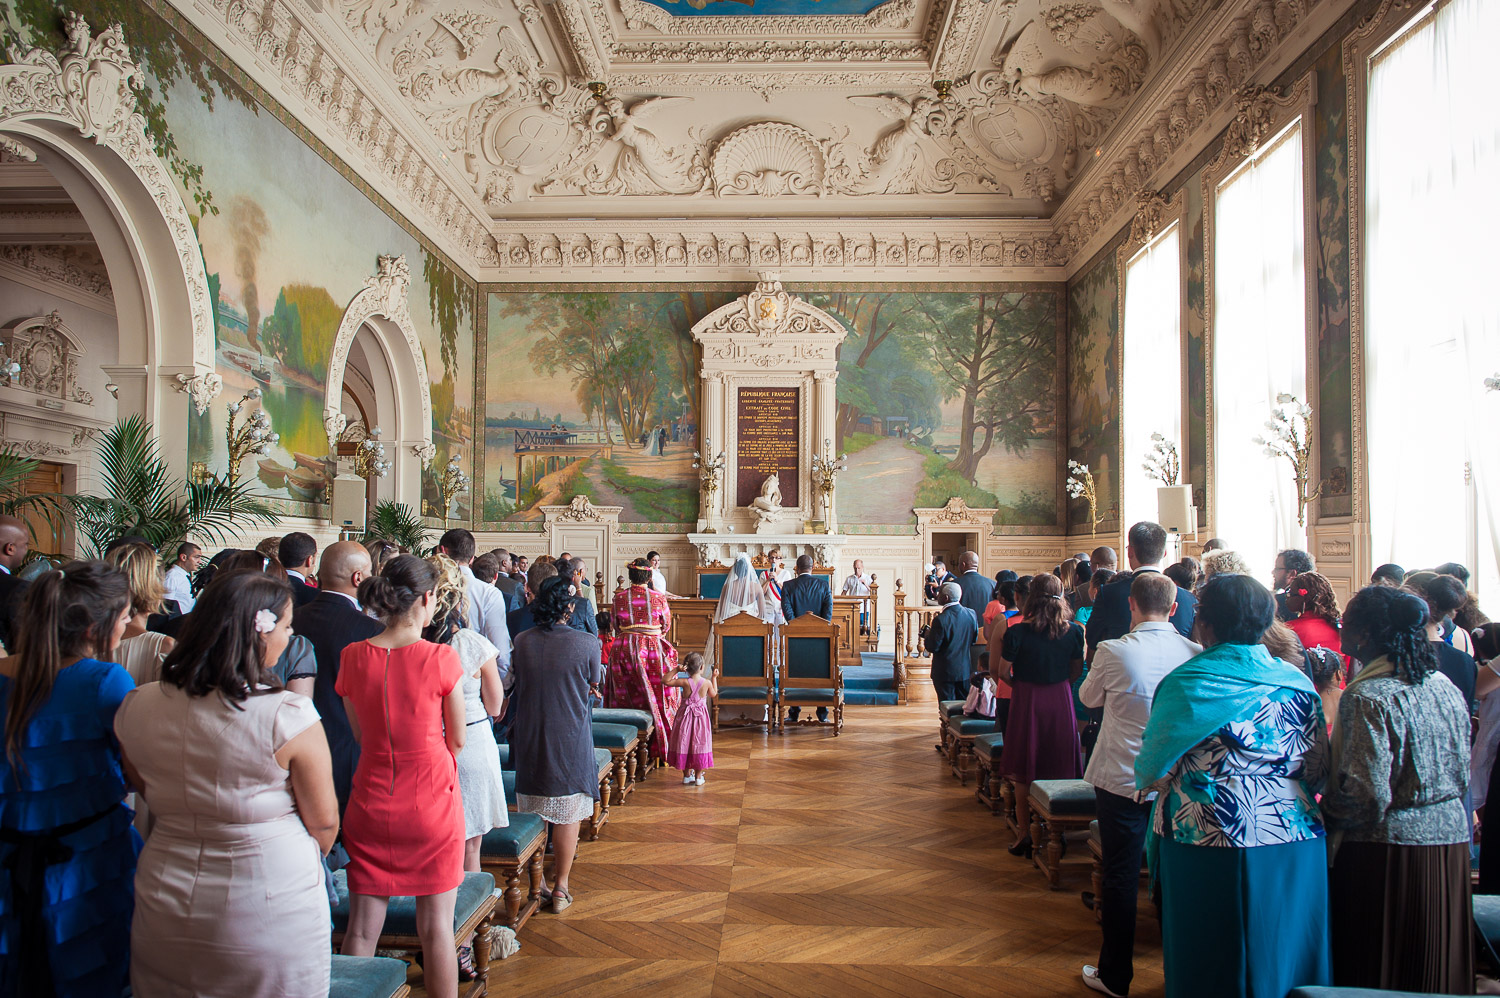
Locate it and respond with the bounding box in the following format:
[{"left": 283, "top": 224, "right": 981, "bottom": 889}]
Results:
[
  {"left": 329, "top": 708, "right": 658, "bottom": 998},
  {"left": 712, "top": 611, "right": 844, "bottom": 734},
  {"left": 936, "top": 701, "right": 1098, "bottom": 892}
]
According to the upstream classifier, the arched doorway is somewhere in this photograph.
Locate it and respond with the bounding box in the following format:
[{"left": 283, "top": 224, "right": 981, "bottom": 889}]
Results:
[
  {"left": 324, "top": 255, "right": 433, "bottom": 513},
  {"left": 0, "top": 18, "right": 219, "bottom": 480}
]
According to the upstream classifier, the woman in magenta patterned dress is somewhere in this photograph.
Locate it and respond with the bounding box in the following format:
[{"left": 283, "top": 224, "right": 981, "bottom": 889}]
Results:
[{"left": 607, "top": 561, "right": 680, "bottom": 755}]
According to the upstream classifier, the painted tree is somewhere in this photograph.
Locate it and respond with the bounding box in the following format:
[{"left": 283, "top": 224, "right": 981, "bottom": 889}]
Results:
[
  {"left": 914, "top": 291, "right": 1056, "bottom": 482},
  {"left": 811, "top": 291, "right": 936, "bottom": 442}
]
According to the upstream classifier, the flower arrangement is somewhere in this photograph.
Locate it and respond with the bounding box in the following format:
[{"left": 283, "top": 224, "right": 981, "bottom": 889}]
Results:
[
  {"left": 1066, "top": 460, "right": 1106, "bottom": 536},
  {"left": 1252, "top": 392, "right": 1322, "bottom": 527},
  {"left": 1142, "top": 432, "right": 1180, "bottom": 487}
]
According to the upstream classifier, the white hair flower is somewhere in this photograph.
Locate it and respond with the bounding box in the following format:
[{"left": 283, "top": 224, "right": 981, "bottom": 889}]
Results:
[{"left": 254, "top": 608, "right": 277, "bottom": 634}]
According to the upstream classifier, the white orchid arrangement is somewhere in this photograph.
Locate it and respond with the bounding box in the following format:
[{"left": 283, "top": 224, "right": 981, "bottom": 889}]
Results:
[
  {"left": 1066, "top": 459, "right": 1106, "bottom": 536},
  {"left": 1252, "top": 392, "right": 1322, "bottom": 527},
  {"left": 1142, "top": 432, "right": 1180, "bottom": 487}
]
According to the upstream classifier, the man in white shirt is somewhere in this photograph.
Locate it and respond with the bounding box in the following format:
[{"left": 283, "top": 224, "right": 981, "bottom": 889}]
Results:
[
  {"left": 1076, "top": 572, "right": 1202, "bottom": 998},
  {"left": 841, "top": 558, "right": 872, "bottom": 630},
  {"left": 164, "top": 541, "right": 202, "bottom": 614},
  {"left": 437, "top": 528, "right": 514, "bottom": 687}
]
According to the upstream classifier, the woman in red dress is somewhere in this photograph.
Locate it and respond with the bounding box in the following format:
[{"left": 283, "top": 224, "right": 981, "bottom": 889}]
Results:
[
  {"left": 607, "top": 560, "right": 680, "bottom": 755},
  {"left": 1285, "top": 571, "right": 1345, "bottom": 664},
  {"left": 336, "top": 555, "right": 467, "bottom": 998}
]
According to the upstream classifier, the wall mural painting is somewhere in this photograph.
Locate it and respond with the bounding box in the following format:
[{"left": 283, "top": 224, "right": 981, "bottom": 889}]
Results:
[
  {"left": 1183, "top": 172, "right": 1208, "bottom": 522},
  {"left": 1314, "top": 45, "right": 1353, "bottom": 518},
  {"left": 809, "top": 289, "right": 1062, "bottom": 528},
  {"left": 482, "top": 291, "right": 729, "bottom": 524},
  {"left": 3, "top": 2, "right": 475, "bottom": 515},
  {"left": 1066, "top": 252, "right": 1120, "bottom": 536}
]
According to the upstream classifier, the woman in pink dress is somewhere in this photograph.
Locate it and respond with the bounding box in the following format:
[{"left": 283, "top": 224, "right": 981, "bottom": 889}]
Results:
[{"left": 607, "top": 560, "right": 680, "bottom": 755}]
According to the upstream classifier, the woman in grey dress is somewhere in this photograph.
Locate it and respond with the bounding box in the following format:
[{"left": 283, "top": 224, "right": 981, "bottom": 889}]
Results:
[{"left": 511, "top": 574, "right": 602, "bottom": 913}]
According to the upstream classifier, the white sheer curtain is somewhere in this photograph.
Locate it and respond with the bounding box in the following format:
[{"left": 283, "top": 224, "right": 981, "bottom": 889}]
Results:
[
  {"left": 1122, "top": 226, "right": 1183, "bottom": 527},
  {"left": 1366, "top": 0, "right": 1500, "bottom": 595},
  {"left": 1213, "top": 122, "right": 1307, "bottom": 585}
]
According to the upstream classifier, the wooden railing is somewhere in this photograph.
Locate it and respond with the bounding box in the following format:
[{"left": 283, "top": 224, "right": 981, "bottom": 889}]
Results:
[{"left": 891, "top": 580, "right": 943, "bottom": 704}]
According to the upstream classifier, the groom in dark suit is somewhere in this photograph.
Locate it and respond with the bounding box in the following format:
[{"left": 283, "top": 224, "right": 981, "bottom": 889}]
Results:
[
  {"left": 955, "top": 550, "right": 995, "bottom": 674},
  {"left": 779, "top": 554, "right": 834, "bottom": 722},
  {"left": 780, "top": 554, "right": 833, "bottom": 622}
]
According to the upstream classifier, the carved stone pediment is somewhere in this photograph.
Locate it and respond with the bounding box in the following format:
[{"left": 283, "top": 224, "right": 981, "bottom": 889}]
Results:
[
  {"left": 915, "top": 496, "right": 997, "bottom": 527},
  {"left": 0, "top": 311, "right": 93, "bottom": 406}
]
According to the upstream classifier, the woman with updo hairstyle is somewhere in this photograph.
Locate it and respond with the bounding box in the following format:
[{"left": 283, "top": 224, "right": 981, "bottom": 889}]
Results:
[
  {"left": 338, "top": 554, "right": 467, "bottom": 998},
  {"left": 364, "top": 537, "right": 399, "bottom": 573},
  {"left": 994, "top": 572, "right": 1084, "bottom": 857},
  {"left": 605, "top": 557, "right": 680, "bottom": 755},
  {"left": 512, "top": 573, "right": 604, "bottom": 913},
  {"left": 1321, "top": 585, "right": 1472, "bottom": 992},
  {"left": 106, "top": 540, "right": 175, "bottom": 684},
  {"left": 116, "top": 569, "right": 338, "bottom": 998},
  {"left": 0, "top": 561, "right": 135, "bottom": 997},
  {"left": 1136, "top": 573, "right": 1331, "bottom": 998}
]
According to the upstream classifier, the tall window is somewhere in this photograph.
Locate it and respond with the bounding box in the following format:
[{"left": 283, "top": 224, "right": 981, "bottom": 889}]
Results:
[
  {"left": 1213, "top": 120, "right": 1307, "bottom": 584},
  {"left": 1121, "top": 226, "right": 1182, "bottom": 528},
  {"left": 1366, "top": 0, "right": 1500, "bottom": 596}
]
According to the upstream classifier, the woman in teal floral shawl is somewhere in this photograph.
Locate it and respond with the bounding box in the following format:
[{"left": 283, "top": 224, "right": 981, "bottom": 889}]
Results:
[{"left": 1135, "top": 573, "right": 1331, "bottom": 998}]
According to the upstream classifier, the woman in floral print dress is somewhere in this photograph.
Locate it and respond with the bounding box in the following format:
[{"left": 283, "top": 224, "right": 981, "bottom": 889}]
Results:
[{"left": 1136, "top": 573, "right": 1332, "bottom": 998}]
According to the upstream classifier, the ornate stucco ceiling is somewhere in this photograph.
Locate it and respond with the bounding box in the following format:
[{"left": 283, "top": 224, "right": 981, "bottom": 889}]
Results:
[
  {"left": 169, "top": 0, "right": 1353, "bottom": 277},
  {"left": 330, "top": 0, "right": 1205, "bottom": 216}
]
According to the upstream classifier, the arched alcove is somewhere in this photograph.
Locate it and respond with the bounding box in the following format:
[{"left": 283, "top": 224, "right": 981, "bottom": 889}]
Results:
[
  {"left": 0, "top": 17, "right": 219, "bottom": 481},
  {"left": 323, "top": 255, "right": 433, "bottom": 511}
]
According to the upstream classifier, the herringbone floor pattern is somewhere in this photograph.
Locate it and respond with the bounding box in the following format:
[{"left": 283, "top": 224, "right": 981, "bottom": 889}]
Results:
[{"left": 419, "top": 704, "right": 1166, "bottom": 996}]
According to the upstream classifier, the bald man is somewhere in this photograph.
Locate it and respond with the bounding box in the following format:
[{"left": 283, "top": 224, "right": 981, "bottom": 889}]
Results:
[
  {"left": 0, "top": 515, "right": 29, "bottom": 652},
  {"left": 293, "top": 541, "right": 384, "bottom": 813}
]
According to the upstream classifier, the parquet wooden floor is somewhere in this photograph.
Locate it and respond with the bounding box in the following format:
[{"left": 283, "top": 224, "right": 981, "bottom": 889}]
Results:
[{"left": 416, "top": 704, "right": 1166, "bottom": 997}]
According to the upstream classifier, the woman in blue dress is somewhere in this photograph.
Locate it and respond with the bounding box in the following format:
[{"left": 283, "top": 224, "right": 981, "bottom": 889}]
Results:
[
  {"left": 1135, "top": 572, "right": 1332, "bottom": 998},
  {"left": 0, "top": 560, "right": 138, "bottom": 997}
]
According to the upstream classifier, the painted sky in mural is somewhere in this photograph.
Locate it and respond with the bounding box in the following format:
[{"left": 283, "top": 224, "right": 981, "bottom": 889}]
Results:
[
  {"left": 809, "top": 289, "right": 1061, "bottom": 527},
  {"left": 483, "top": 291, "right": 729, "bottom": 524}
]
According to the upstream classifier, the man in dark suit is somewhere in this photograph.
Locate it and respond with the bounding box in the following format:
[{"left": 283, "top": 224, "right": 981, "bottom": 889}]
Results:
[
  {"left": 279, "top": 531, "right": 320, "bottom": 607},
  {"left": 955, "top": 550, "right": 995, "bottom": 674},
  {"left": 780, "top": 554, "right": 833, "bottom": 622},
  {"left": 780, "top": 554, "right": 834, "bottom": 722},
  {"left": 1085, "top": 522, "right": 1196, "bottom": 661},
  {"left": 925, "top": 582, "right": 979, "bottom": 701},
  {"left": 492, "top": 548, "right": 524, "bottom": 611},
  {"left": 506, "top": 561, "right": 596, "bottom": 637},
  {"left": 292, "top": 540, "right": 382, "bottom": 813},
  {"left": 0, "top": 515, "right": 30, "bottom": 652}
]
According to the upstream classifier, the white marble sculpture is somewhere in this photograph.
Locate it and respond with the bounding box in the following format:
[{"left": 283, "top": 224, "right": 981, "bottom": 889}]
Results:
[{"left": 749, "top": 473, "right": 784, "bottom": 533}]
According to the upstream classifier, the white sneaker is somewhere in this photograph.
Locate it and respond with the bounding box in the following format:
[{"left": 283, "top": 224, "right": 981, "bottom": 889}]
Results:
[
  {"left": 1082, "top": 966, "right": 1125, "bottom": 997},
  {"left": 695, "top": 774, "right": 706, "bottom": 786}
]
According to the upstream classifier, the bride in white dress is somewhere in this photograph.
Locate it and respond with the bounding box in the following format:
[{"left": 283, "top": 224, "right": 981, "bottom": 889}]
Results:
[{"left": 704, "top": 554, "right": 772, "bottom": 672}]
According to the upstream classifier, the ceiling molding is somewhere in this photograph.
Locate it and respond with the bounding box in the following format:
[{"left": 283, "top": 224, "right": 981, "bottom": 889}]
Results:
[{"left": 1052, "top": 0, "right": 1359, "bottom": 274}]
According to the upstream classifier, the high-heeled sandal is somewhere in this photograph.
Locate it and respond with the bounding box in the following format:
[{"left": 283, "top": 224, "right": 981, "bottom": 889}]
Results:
[
  {"left": 1007, "top": 837, "right": 1033, "bottom": 859},
  {"left": 457, "top": 944, "right": 477, "bottom": 981}
]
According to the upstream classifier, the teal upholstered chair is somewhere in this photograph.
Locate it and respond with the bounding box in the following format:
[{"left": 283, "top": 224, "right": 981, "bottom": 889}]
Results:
[
  {"left": 777, "top": 614, "right": 842, "bottom": 734},
  {"left": 328, "top": 954, "right": 410, "bottom": 998},
  {"left": 478, "top": 811, "right": 547, "bottom": 931},
  {"left": 591, "top": 706, "right": 656, "bottom": 781},
  {"left": 696, "top": 566, "right": 731, "bottom": 598},
  {"left": 944, "top": 713, "right": 999, "bottom": 784},
  {"left": 329, "top": 871, "right": 497, "bottom": 998},
  {"left": 972, "top": 730, "right": 1006, "bottom": 812},
  {"left": 587, "top": 747, "right": 613, "bottom": 840},
  {"left": 1028, "top": 779, "right": 1098, "bottom": 890},
  {"left": 712, "top": 610, "right": 773, "bottom": 730},
  {"left": 936, "top": 699, "right": 966, "bottom": 755},
  {"left": 590, "top": 721, "right": 640, "bottom": 804}
]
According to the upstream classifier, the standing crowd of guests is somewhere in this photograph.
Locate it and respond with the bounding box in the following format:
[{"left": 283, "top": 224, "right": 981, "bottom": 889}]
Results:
[
  {"left": 935, "top": 520, "right": 1495, "bottom": 998},
  {"left": 0, "top": 525, "right": 618, "bottom": 997}
]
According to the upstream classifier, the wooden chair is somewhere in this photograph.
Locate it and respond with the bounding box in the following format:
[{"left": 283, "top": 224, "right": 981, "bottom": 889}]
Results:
[
  {"left": 590, "top": 721, "right": 639, "bottom": 805},
  {"left": 586, "top": 747, "right": 613, "bottom": 841},
  {"left": 591, "top": 707, "right": 656, "bottom": 784},
  {"left": 695, "top": 563, "right": 731, "bottom": 598},
  {"left": 777, "top": 614, "right": 842, "bottom": 734},
  {"left": 330, "top": 871, "right": 497, "bottom": 998},
  {"left": 329, "top": 955, "right": 411, "bottom": 998},
  {"left": 1027, "top": 779, "right": 1098, "bottom": 890},
  {"left": 936, "top": 700, "right": 965, "bottom": 754},
  {"left": 972, "top": 731, "right": 1006, "bottom": 813},
  {"left": 712, "top": 610, "right": 774, "bottom": 729},
  {"left": 478, "top": 811, "right": 546, "bottom": 932},
  {"left": 944, "top": 713, "right": 998, "bottom": 783}
]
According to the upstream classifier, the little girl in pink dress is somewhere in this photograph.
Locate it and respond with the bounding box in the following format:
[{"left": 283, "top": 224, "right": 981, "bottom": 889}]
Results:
[{"left": 665, "top": 652, "right": 716, "bottom": 785}]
